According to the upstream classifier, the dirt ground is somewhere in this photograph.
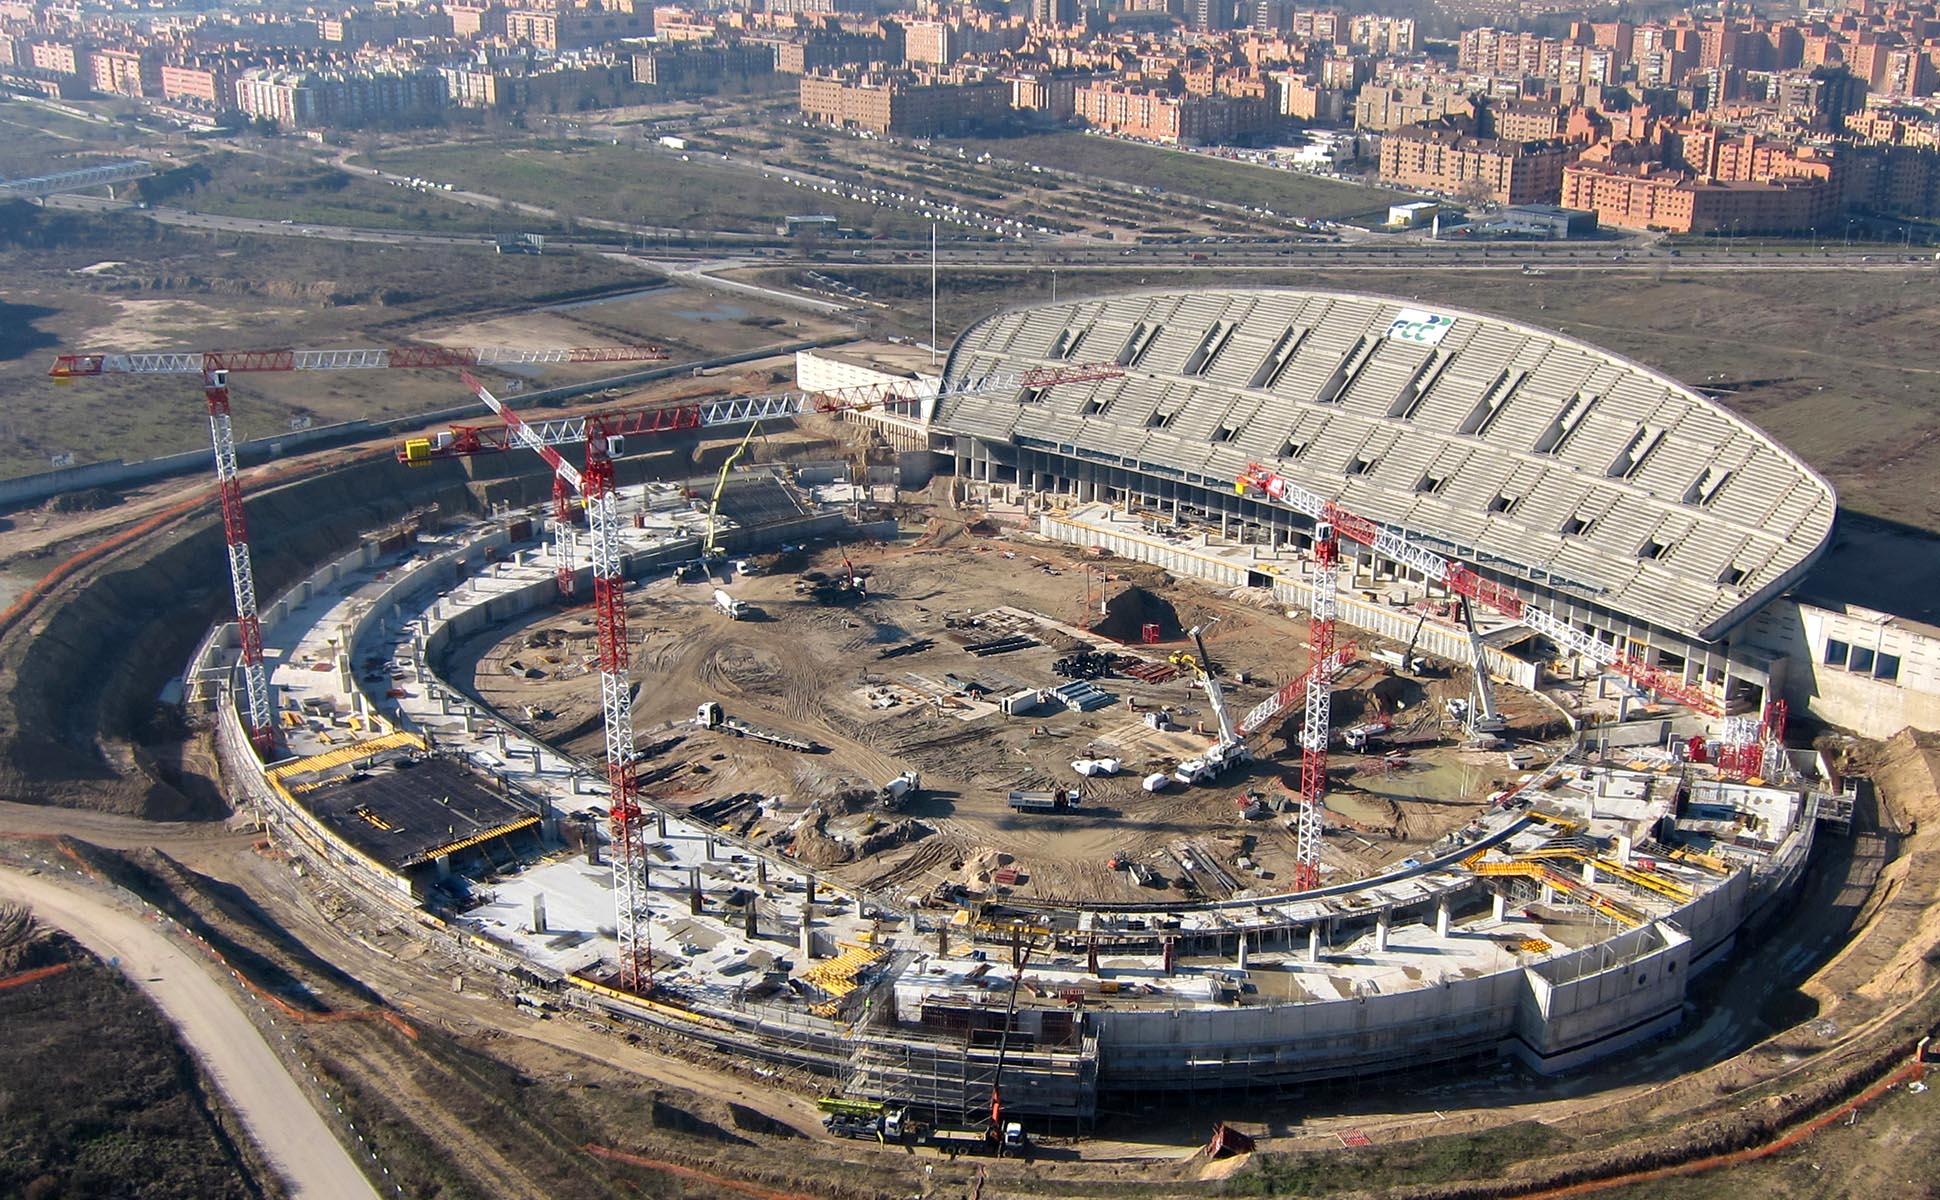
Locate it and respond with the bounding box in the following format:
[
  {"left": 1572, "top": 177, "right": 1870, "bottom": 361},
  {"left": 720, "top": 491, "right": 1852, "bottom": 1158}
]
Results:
[{"left": 458, "top": 521, "right": 1560, "bottom": 909}]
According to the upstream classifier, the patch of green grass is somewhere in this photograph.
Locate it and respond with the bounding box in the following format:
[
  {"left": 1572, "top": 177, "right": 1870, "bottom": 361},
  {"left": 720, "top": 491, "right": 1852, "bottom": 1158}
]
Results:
[
  {"left": 0, "top": 98, "right": 140, "bottom": 177},
  {"left": 949, "top": 132, "right": 1408, "bottom": 220},
  {"left": 1220, "top": 1120, "right": 1566, "bottom": 1196},
  {"left": 369, "top": 141, "right": 909, "bottom": 236},
  {"left": 136, "top": 151, "right": 547, "bottom": 235}
]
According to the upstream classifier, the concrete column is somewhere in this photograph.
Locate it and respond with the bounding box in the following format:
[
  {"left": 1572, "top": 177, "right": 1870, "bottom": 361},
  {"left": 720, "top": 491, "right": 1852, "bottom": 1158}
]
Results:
[
  {"left": 936, "top": 924, "right": 949, "bottom": 956},
  {"left": 1236, "top": 933, "right": 1250, "bottom": 970},
  {"left": 656, "top": 812, "right": 667, "bottom": 838},
  {"left": 1539, "top": 883, "right": 1555, "bottom": 905},
  {"left": 1615, "top": 835, "right": 1632, "bottom": 867},
  {"left": 1307, "top": 924, "right": 1321, "bottom": 963},
  {"left": 689, "top": 867, "right": 702, "bottom": 914},
  {"left": 1374, "top": 909, "right": 1391, "bottom": 953},
  {"left": 705, "top": 837, "right": 716, "bottom": 861},
  {"left": 1436, "top": 895, "right": 1452, "bottom": 938},
  {"left": 1492, "top": 891, "right": 1508, "bottom": 922},
  {"left": 1582, "top": 861, "right": 1598, "bottom": 885}
]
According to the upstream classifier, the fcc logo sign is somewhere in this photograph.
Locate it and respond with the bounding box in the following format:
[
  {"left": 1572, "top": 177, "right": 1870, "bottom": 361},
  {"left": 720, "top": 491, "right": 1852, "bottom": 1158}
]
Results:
[{"left": 1386, "top": 308, "right": 1456, "bottom": 346}]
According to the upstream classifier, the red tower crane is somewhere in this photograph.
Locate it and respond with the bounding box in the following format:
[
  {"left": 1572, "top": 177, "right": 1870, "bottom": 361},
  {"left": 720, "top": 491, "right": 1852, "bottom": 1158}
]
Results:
[
  {"left": 1292, "top": 520, "right": 1339, "bottom": 892},
  {"left": 47, "top": 344, "right": 668, "bottom": 755},
  {"left": 431, "top": 360, "right": 1123, "bottom": 994},
  {"left": 1236, "top": 463, "right": 1723, "bottom": 717},
  {"left": 457, "top": 370, "right": 656, "bottom": 991}
]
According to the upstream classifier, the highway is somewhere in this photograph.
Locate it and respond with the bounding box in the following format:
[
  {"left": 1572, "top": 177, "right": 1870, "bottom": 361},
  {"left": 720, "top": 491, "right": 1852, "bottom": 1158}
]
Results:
[{"left": 0, "top": 867, "right": 381, "bottom": 1200}]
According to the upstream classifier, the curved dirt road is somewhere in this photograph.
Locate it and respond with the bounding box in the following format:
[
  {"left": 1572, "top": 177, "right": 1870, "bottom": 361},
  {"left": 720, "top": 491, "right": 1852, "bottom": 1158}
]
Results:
[{"left": 0, "top": 869, "right": 380, "bottom": 1200}]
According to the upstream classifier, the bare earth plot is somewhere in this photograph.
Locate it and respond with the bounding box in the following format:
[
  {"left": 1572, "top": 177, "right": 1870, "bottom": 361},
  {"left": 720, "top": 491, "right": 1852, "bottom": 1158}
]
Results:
[{"left": 461, "top": 532, "right": 1549, "bottom": 909}]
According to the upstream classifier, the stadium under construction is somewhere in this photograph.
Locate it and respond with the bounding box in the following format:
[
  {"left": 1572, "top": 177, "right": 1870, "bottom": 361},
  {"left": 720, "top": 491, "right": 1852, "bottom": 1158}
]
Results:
[{"left": 193, "top": 289, "right": 1871, "bottom": 1132}]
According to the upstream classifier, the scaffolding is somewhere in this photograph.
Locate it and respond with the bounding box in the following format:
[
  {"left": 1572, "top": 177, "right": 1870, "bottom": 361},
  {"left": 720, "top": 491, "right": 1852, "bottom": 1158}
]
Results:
[{"left": 843, "top": 1025, "right": 1099, "bottom": 1127}]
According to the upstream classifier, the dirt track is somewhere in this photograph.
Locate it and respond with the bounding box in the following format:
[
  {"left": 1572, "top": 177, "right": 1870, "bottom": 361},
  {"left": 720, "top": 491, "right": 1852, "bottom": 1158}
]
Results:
[
  {"left": 458, "top": 532, "right": 1543, "bottom": 908},
  {"left": 0, "top": 867, "right": 380, "bottom": 1200}
]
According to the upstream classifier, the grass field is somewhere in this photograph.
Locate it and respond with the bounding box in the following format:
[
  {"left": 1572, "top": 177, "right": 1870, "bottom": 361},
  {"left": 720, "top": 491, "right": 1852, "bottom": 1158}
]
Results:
[
  {"left": 136, "top": 150, "right": 553, "bottom": 236},
  {"left": 949, "top": 131, "right": 1410, "bottom": 220},
  {"left": 0, "top": 914, "right": 271, "bottom": 1199},
  {"left": 0, "top": 99, "right": 137, "bottom": 179},
  {"left": 368, "top": 140, "right": 911, "bottom": 236}
]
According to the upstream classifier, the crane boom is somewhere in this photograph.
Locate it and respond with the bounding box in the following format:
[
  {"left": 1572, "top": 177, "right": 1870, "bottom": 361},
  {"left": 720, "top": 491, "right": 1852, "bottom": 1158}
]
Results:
[
  {"left": 703, "top": 421, "right": 761, "bottom": 560},
  {"left": 460, "top": 374, "right": 652, "bottom": 993},
  {"left": 50, "top": 345, "right": 667, "bottom": 377},
  {"left": 46, "top": 341, "right": 668, "bottom": 756},
  {"left": 1187, "top": 622, "right": 1239, "bottom": 748},
  {"left": 1236, "top": 463, "right": 1721, "bottom": 716},
  {"left": 397, "top": 363, "right": 1125, "bottom": 464},
  {"left": 1233, "top": 638, "right": 1359, "bottom": 739}
]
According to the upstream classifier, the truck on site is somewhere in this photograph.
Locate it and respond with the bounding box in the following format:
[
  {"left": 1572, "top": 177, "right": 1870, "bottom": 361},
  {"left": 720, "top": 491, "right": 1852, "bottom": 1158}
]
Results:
[
  {"left": 1373, "top": 648, "right": 1427, "bottom": 674},
  {"left": 1341, "top": 719, "right": 1394, "bottom": 751},
  {"left": 817, "top": 1097, "right": 922, "bottom": 1143},
  {"left": 712, "top": 588, "right": 747, "bottom": 619},
  {"left": 880, "top": 769, "right": 921, "bottom": 809},
  {"left": 1008, "top": 788, "right": 1081, "bottom": 813}
]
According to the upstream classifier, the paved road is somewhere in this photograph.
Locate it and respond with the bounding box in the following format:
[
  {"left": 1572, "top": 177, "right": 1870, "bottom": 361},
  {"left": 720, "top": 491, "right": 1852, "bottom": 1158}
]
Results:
[{"left": 0, "top": 868, "right": 380, "bottom": 1200}]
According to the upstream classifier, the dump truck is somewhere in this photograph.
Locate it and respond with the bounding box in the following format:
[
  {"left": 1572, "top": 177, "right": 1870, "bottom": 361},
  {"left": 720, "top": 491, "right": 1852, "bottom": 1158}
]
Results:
[{"left": 1008, "top": 789, "right": 1082, "bottom": 813}]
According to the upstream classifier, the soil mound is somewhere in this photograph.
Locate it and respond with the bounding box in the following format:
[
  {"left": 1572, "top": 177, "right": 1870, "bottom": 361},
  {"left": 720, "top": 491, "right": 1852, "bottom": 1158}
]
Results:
[
  {"left": 1874, "top": 727, "right": 1940, "bottom": 831},
  {"left": 1092, "top": 585, "right": 1183, "bottom": 642},
  {"left": 39, "top": 487, "right": 119, "bottom": 514}
]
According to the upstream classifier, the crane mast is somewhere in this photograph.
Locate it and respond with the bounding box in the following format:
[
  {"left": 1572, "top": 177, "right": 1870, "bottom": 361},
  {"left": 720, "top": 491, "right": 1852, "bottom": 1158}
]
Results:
[
  {"left": 460, "top": 372, "right": 653, "bottom": 992},
  {"left": 1237, "top": 463, "right": 1721, "bottom": 717},
  {"left": 203, "top": 368, "right": 273, "bottom": 751},
  {"left": 48, "top": 342, "right": 666, "bottom": 755},
  {"left": 1294, "top": 521, "right": 1339, "bottom": 892}
]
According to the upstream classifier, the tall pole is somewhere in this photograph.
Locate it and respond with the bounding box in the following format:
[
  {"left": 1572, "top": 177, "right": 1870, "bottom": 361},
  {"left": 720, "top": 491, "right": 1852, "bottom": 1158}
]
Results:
[
  {"left": 204, "top": 366, "right": 274, "bottom": 754},
  {"left": 584, "top": 417, "right": 651, "bottom": 992},
  {"left": 930, "top": 222, "right": 938, "bottom": 368},
  {"left": 1295, "top": 520, "right": 1338, "bottom": 892}
]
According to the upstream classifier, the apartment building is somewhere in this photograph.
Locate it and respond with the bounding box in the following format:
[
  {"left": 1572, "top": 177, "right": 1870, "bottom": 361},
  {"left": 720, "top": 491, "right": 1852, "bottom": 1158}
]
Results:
[
  {"left": 798, "top": 69, "right": 1009, "bottom": 136},
  {"left": 1379, "top": 123, "right": 1571, "bottom": 204}
]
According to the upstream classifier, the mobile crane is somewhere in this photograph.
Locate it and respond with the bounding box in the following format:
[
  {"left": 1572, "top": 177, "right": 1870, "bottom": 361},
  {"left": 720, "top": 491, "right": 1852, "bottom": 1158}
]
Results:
[
  {"left": 1169, "top": 620, "right": 1250, "bottom": 784},
  {"left": 1445, "top": 596, "right": 1507, "bottom": 739}
]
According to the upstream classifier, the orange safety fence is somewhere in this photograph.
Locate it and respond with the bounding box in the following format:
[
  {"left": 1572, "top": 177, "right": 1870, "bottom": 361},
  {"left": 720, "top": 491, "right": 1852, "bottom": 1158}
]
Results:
[
  {"left": 0, "top": 447, "right": 384, "bottom": 647},
  {"left": 1514, "top": 1054, "right": 1929, "bottom": 1198},
  {"left": 584, "top": 1143, "right": 823, "bottom": 1200},
  {"left": 0, "top": 962, "right": 70, "bottom": 991},
  {"left": 2, "top": 835, "right": 416, "bottom": 1040}
]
